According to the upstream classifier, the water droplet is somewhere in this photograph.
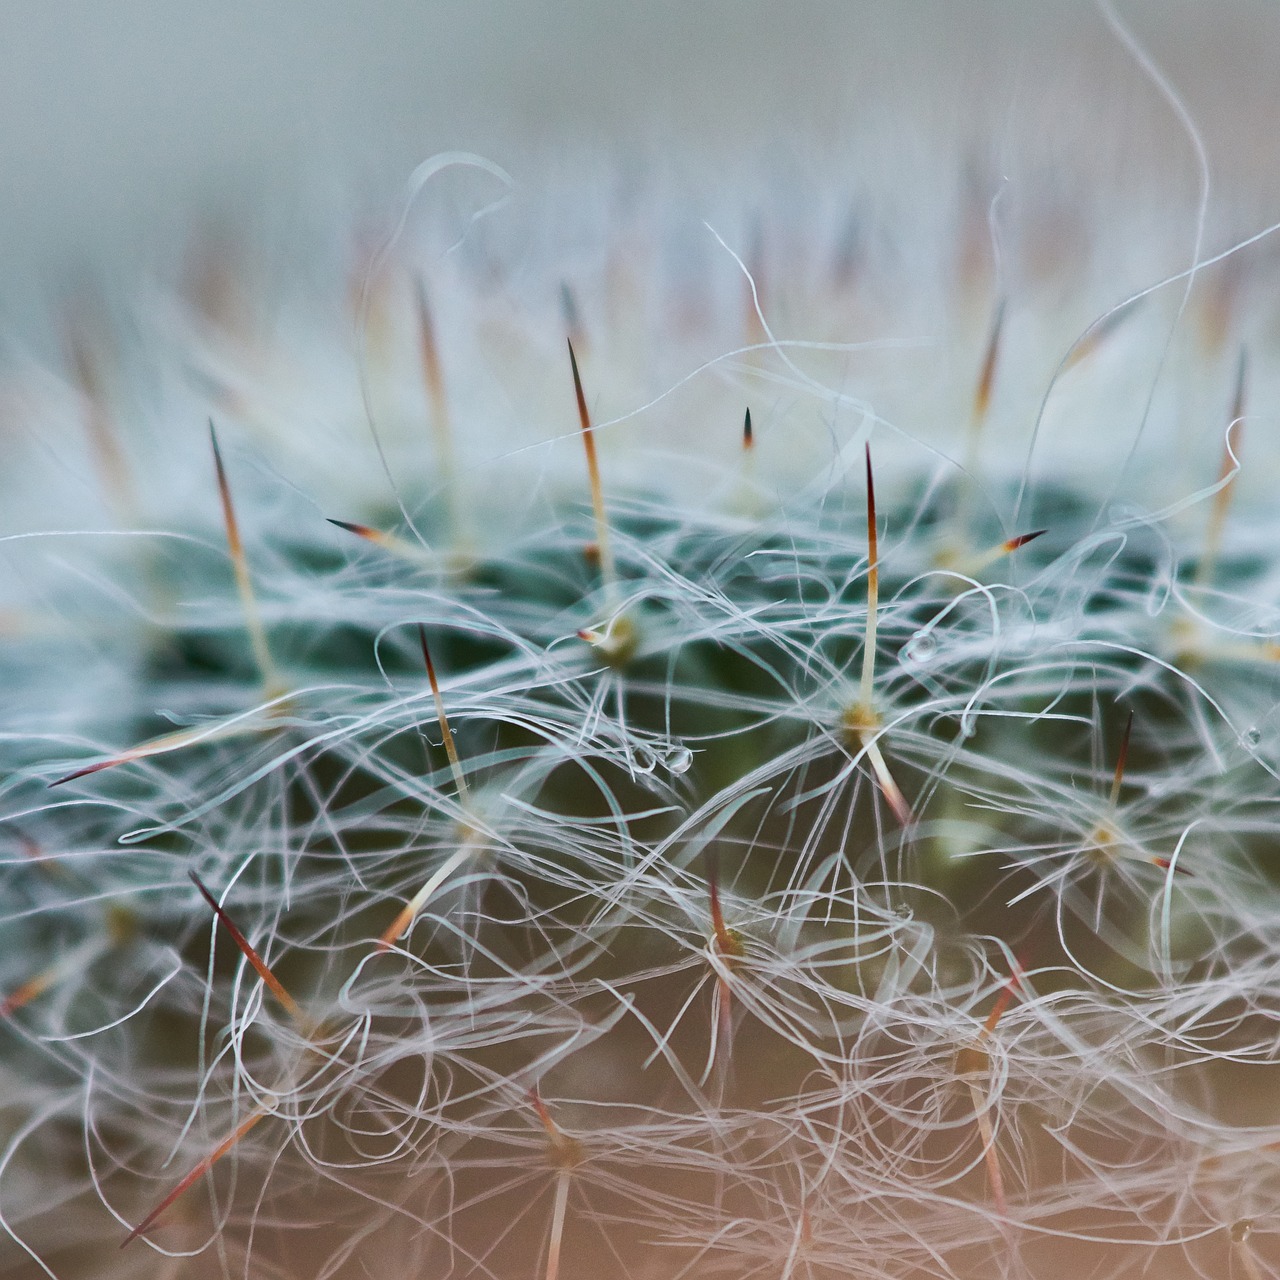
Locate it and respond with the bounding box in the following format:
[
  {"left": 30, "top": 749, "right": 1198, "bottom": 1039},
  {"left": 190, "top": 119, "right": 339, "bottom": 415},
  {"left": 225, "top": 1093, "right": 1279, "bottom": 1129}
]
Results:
[
  {"left": 902, "top": 630, "right": 937, "bottom": 666},
  {"left": 1244, "top": 727, "right": 1262, "bottom": 748},
  {"left": 631, "top": 744, "right": 658, "bottom": 775},
  {"left": 666, "top": 745, "right": 693, "bottom": 775}
]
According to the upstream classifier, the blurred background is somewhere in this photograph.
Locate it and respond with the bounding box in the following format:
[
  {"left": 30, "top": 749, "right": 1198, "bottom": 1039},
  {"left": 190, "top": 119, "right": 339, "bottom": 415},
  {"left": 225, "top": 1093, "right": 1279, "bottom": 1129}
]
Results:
[{"left": 1, "top": 0, "right": 1278, "bottom": 320}]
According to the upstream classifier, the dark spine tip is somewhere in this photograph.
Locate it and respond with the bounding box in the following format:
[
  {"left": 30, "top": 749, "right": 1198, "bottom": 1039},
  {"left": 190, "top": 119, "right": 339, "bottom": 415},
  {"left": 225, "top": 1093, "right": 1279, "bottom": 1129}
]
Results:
[
  {"left": 49, "top": 762, "right": 102, "bottom": 788},
  {"left": 1009, "top": 529, "right": 1048, "bottom": 551}
]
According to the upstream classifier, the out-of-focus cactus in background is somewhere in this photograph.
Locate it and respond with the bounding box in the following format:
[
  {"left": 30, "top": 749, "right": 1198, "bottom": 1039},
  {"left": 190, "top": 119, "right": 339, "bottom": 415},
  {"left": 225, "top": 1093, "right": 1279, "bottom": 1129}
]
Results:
[{"left": 4, "top": 5, "right": 1280, "bottom": 1279}]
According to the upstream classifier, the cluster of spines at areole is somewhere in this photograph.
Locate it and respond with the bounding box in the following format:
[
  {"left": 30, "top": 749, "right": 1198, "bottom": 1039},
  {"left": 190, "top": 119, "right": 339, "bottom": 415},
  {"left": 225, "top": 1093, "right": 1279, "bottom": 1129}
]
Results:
[{"left": 2, "top": 164, "right": 1280, "bottom": 1280}]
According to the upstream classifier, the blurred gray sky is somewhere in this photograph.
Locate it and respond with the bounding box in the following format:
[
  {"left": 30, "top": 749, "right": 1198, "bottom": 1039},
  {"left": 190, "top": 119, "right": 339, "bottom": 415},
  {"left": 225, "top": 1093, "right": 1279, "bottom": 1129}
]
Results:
[{"left": 1, "top": 0, "right": 1277, "bottom": 301}]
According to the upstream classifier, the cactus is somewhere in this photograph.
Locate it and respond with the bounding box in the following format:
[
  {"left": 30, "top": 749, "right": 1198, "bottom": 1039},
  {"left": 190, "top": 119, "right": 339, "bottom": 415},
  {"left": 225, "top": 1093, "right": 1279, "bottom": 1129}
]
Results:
[{"left": 3, "top": 157, "right": 1280, "bottom": 1280}]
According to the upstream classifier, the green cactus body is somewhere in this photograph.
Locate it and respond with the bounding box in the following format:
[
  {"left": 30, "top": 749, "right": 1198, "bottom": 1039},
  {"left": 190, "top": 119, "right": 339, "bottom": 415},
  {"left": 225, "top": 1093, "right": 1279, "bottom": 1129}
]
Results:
[{"left": 3, "top": 163, "right": 1280, "bottom": 1280}]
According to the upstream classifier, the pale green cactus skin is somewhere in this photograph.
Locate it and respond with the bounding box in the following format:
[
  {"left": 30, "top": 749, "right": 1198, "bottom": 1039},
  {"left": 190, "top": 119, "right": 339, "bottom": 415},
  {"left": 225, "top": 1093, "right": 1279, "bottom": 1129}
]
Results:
[{"left": 2, "top": 158, "right": 1280, "bottom": 1280}]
